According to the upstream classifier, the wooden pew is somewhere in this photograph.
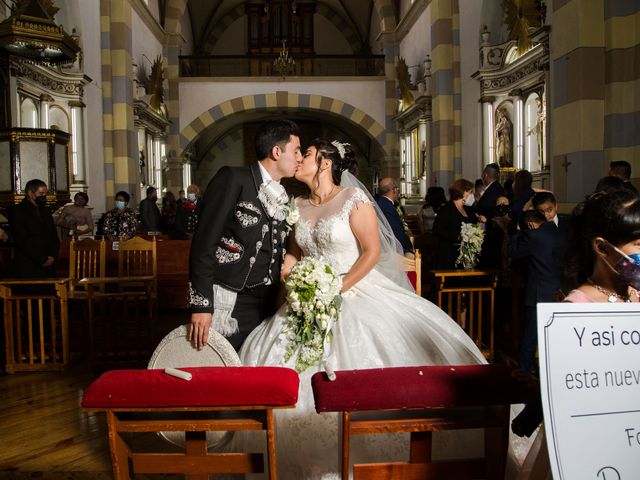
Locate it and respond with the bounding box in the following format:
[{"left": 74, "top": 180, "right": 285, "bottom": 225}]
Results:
[
  {"left": 56, "top": 237, "right": 191, "bottom": 309},
  {"left": 82, "top": 366, "right": 299, "bottom": 479},
  {"left": 312, "top": 365, "right": 533, "bottom": 480}
]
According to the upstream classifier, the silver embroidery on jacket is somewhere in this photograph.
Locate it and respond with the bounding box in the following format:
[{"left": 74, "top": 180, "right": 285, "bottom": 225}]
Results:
[
  {"left": 189, "top": 281, "right": 210, "bottom": 307},
  {"left": 234, "top": 201, "right": 261, "bottom": 228},
  {"left": 215, "top": 237, "right": 244, "bottom": 264}
]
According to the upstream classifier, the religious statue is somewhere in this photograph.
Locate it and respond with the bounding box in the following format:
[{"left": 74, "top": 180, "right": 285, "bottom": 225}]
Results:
[
  {"left": 495, "top": 107, "right": 513, "bottom": 168},
  {"left": 526, "top": 96, "right": 546, "bottom": 169},
  {"left": 142, "top": 56, "right": 167, "bottom": 117},
  {"left": 395, "top": 57, "right": 415, "bottom": 111}
]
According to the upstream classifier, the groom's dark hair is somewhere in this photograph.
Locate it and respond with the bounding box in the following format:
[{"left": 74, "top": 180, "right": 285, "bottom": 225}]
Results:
[{"left": 255, "top": 119, "right": 300, "bottom": 160}]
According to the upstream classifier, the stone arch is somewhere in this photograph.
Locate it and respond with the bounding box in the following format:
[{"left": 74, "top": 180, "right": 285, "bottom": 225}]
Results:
[
  {"left": 199, "top": 2, "right": 364, "bottom": 55},
  {"left": 180, "top": 92, "right": 387, "bottom": 154}
]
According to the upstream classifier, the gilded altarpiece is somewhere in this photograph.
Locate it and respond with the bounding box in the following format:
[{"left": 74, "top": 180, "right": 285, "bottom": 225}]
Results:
[{"left": 473, "top": 27, "right": 550, "bottom": 187}]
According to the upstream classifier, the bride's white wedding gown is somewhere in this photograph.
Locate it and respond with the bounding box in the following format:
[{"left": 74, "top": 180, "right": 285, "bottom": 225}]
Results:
[{"left": 238, "top": 187, "right": 487, "bottom": 479}]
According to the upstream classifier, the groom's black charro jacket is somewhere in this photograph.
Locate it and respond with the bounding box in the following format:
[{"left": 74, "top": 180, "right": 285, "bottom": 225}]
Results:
[{"left": 189, "top": 162, "right": 289, "bottom": 314}]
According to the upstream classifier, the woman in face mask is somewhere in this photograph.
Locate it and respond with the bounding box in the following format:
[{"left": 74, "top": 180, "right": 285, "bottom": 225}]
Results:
[
  {"left": 102, "top": 190, "right": 138, "bottom": 242},
  {"left": 563, "top": 189, "right": 640, "bottom": 303},
  {"left": 432, "top": 178, "right": 479, "bottom": 269}
]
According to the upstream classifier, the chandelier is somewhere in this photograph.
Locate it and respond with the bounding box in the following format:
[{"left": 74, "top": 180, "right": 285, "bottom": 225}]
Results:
[
  {"left": 0, "top": 0, "right": 79, "bottom": 65},
  {"left": 273, "top": 39, "right": 295, "bottom": 78}
]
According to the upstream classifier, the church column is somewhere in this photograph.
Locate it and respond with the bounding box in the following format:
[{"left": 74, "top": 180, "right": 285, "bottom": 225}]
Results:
[
  {"left": 429, "top": 0, "right": 461, "bottom": 188},
  {"left": 69, "top": 100, "right": 87, "bottom": 193},
  {"left": 510, "top": 89, "right": 524, "bottom": 169},
  {"left": 165, "top": 154, "right": 184, "bottom": 193},
  {"left": 182, "top": 155, "right": 192, "bottom": 188},
  {"left": 480, "top": 96, "right": 495, "bottom": 165},
  {"left": 550, "top": 0, "right": 605, "bottom": 202},
  {"left": 418, "top": 114, "right": 429, "bottom": 197},
  {"left": 602, "top": 3, "right": 640, "bottom": 184},
  {"left": 39, "top": 94, "right": 53, "bottom": 129},
  {"left": 164, "top": 31, "right": 185, "bottom": 193},
  {"left": 100, "top": 0, "right": 138, "bottom": 206},
  {"left": 375, "top": 0, "right": 400, "bottom": 178},
  {"left": 399, "top": 130, "right": 408, "bottom": 195}
]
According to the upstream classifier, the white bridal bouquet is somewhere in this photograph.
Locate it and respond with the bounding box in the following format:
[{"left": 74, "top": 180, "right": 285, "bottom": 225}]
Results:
[
  {"left": 455, "top": 223, "right": 485, "bottom": 270},
  {"left": 283, "top": 257, "right": 343, "bottom": 373}
]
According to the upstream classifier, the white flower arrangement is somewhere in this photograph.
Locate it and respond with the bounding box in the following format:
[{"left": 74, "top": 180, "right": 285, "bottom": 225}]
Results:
[
  {"left": 285, "top": 196, "right": 299, "bottom": 230},
  {"left": 283, "top": 257, "right": 343, "bottom": 372},
  {"left": 455, "top": 223, "right": 485, "bottom": 270}
]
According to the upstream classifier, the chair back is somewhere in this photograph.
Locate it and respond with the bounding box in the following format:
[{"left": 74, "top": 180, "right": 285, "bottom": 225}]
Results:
[
  {"left": 403, "top": 249, "right": 422, "bottom": 296},
  {"left": 118, "top": 235, "right": 157, "bottom": 277},
  {"left": 69, "top": 237, "right": 106, "bottom": 281}
]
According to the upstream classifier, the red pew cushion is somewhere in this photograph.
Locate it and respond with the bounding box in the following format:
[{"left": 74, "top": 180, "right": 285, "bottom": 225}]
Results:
[
  {"left": 407, "top": 271, "right": 417, "bottom": 290},
  {"left": 312, "top": 365, "right": 531, "bottom": 413},
  {"left": 82, "top": 366, "right": 299, "bottom": 408}
]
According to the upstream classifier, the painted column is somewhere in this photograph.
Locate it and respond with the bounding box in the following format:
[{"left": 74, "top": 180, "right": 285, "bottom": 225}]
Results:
[
  {"left": 480, "top": 96, "right": 495, "bottom": 166},
  {"left": 69, "top": 100, "right": 87, "bottom": 191},
  {"left": 429, "top": 0, "right": 461, "bottom": 188},
  {"left": 39, "top": 94, "right": 53, "bottom": 129},
  {"left": 100, "top": 0, "right": 138, "bottom": 206},
  {"left": 164, "top": 31, "right": 185, "bottom": 193},
  {"left": 511, "top": 89, "right": 524, "bottom": 169},
  {"left": 550, "top": 0, "right": 606, "bottom": 202}
]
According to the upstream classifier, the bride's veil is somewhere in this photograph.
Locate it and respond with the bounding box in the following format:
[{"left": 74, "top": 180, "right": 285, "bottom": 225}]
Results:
[{"left": 340, "top": 171, "right": 414, "bottom": 291}]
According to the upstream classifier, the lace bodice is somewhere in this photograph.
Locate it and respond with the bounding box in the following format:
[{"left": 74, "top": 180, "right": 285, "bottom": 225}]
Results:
[{"left": 294, "top": 187, "right": 371, "bottom": 274}]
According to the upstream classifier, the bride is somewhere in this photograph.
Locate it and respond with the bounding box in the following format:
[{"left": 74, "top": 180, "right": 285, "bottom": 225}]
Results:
[{"left": 238, "top": 138, "right": 487, "bottom": 478}]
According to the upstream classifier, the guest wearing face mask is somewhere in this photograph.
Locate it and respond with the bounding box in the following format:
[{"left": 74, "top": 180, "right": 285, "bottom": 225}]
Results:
[
  {"left": 512, "top": 191, "right": 640, "bottom": 469},
  {"left": 432, "top": 178, "right": 478, "bottom": 269},
  {"left": 564, "top": 189, "right": 640, "bottom": 303},
  {"left": 175, "top": 184, "right": 201, "bottom": 239},
  {"left": 9, "top": 179, "right": 60, "bottom": 278},
  {"left": 103, "top": 191, "right": 138, "bottom": 241}
]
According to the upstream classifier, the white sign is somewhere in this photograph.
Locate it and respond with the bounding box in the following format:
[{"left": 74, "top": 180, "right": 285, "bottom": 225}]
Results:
[{"left": 538, "top": 303, "right": 640, "bottom": 480}]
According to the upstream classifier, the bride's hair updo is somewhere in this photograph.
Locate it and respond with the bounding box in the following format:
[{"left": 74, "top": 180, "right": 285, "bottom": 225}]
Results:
[{"left": 310, "top": 138, "right": 358, "bottom": 185}]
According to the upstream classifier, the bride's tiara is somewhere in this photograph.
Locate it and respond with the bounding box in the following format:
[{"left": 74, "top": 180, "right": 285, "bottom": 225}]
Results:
[{"left": 331, "top": 140, "right": 350, "bottom": 159}]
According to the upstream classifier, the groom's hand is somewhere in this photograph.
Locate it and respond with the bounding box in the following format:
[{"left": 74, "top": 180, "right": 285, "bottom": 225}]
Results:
[{"left": 188, "top": 313, "right": 213, "bottom": 350}]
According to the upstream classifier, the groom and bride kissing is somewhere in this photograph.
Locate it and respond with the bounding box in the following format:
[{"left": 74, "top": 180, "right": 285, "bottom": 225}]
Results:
[{"left": 186, "top": 118, "right": 486, "bottom": 478}]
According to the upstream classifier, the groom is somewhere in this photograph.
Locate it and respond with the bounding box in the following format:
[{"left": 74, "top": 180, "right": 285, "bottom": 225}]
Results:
[{"left": 188, "top": 119, "right": 302, "bottom": 351}]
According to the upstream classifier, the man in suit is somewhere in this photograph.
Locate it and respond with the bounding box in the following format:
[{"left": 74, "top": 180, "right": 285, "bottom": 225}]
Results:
[
  {"left": 609, "top": 160, "right": 638, "bottom": 194},
  {"left": 189, "top": 119, "right": 302, "bottom": 351},
  {"left": 376, "top": 177, "right": 414, "bottom": 254},
  {"left": 476, "top": 163, "right": 506, "bottom": 268},
  {"left": 510, "top": 210, "right": 563, "bottom": 374},
  {"left": 9, "top": 179, "right": 59, "bottom": 279},
  {"left": 474, "top": 163, "right": 505, "bottom": 221},
  {"left": 139, "top": 186, "right": 161, "bottom": 232}
]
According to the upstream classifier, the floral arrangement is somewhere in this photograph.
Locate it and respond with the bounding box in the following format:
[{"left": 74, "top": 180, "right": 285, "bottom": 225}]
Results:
[
  {"left": 285, "top": 197, "right": 299, "bottom": 232},
  {"left": 455, "top": 223, "right": 485, "bottom": 270},
  {"left": 283, "top": 257, "right": 343, "bottom": 372}
]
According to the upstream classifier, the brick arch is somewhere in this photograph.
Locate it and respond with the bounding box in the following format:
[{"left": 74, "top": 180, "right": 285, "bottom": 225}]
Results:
[
  {"left": 199, "top": 2, "right": 363, "bottom": 55},
  {"left": 180, "top": 92, "right": 388, "bottom": 154}
]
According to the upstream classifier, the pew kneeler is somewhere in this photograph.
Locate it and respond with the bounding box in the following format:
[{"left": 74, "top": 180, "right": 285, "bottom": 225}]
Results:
[
  {"left": 82, "top": 366, "right": 299, "bottom": 480},
  {"left": 312, "top": 364, "right": 532, "bottom": 480}
]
